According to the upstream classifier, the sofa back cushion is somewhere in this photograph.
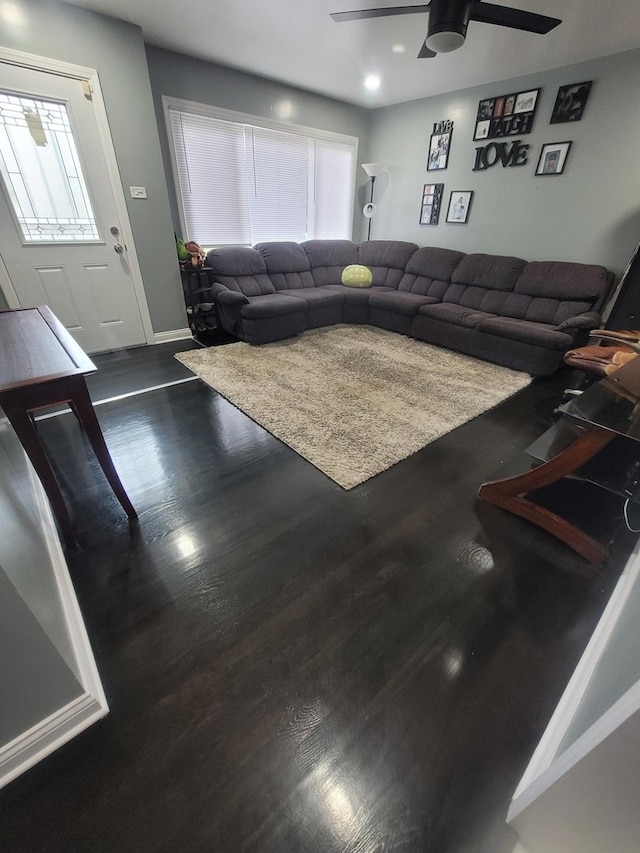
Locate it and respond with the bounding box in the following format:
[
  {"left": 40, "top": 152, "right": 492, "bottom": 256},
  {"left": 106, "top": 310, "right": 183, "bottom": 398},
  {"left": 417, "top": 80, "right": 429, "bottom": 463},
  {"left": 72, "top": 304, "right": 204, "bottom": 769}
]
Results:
[
  {"left": 451, "top": 253, "right": 527, "bottom": 290},
  {"left": 441, "top": 253, "right": 527, "bottom": 316},
  {"left": 254, "top": 241, "right": 316, "bottom": 290},
  {"left": 398, "top": 246, "right": 465, "bottom": 297},
  {"left": 515, "top": 261, "right": 610, "bottom": 306},
  {"left": 206, "top": 246, "right": 275, "bottom": 296},
  {"left": 497, "top": 261, "right": 611, "bottom": 325},
  {"left": 358, "top": 240, "right": 419, "bottom": 288},
  {"left": 301, "top": 240, "right": 359, "bottom": 286}
]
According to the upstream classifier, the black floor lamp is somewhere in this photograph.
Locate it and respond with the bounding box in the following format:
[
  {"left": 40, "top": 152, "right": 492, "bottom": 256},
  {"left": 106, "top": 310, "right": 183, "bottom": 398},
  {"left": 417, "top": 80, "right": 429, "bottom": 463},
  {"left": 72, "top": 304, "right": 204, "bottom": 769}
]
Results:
[{"left": 361, "top": 162, "right": 385, "bottom": 240}]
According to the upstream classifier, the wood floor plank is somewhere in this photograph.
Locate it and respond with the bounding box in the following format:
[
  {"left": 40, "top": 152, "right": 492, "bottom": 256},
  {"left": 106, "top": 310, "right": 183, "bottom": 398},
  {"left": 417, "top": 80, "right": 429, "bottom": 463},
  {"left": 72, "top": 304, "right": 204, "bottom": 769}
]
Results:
[{"left": 0, "top": 345, "right": 634, "bottom": 853}]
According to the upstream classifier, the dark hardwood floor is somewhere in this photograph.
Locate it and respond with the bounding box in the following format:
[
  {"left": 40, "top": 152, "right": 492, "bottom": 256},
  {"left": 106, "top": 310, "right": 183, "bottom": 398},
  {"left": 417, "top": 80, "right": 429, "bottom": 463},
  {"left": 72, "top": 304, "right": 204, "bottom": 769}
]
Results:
[
  {"left": 1, "top": 342, "right": 635, "bottom": 852},
  {"left": 86, "top": 339, "right": 202, "bottom": 401}
]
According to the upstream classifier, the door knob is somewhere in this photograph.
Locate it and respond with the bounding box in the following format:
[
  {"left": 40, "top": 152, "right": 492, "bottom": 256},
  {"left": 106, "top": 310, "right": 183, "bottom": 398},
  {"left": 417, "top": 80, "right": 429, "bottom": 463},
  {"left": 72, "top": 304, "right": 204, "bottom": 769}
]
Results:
[{"left": 114, "top": 243, "right": 124, "bottom": 253}]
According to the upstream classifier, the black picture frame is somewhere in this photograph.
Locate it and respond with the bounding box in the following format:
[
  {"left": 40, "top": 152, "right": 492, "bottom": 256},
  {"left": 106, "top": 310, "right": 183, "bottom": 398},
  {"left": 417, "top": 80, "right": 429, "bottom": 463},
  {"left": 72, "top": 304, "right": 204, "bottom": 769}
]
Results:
[
  {"left": 419, "top": 183, "right": 444, "bottom": 224},
  {"left": 473, "top": 87, "right": 540, "bottom": 141},
  {"left": 550, "top": 81, "right": 592, "bottom": 124},
  {"left": 446, "top": 190, "right": 473, "bottom": 224},
  {"left": 535, "top": 141, "right": 572, "bottom": 176},
  {"left": 427, "top": 130, "right": 451, "bottom": 171}
]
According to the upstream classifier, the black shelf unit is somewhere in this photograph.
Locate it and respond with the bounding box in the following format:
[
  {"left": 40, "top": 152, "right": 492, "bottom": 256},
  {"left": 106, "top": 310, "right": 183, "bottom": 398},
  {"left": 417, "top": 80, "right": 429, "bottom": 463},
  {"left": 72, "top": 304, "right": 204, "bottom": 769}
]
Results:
[{"left": 180, "top": 267, "right": 218, "bottom": 339}]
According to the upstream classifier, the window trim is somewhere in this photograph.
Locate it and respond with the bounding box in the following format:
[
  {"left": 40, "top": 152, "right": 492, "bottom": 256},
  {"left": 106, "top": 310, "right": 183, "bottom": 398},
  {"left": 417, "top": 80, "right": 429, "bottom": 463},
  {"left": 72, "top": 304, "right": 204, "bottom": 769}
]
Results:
[{"left": 162, "top": 95, "right": 358, "bottom": 247}]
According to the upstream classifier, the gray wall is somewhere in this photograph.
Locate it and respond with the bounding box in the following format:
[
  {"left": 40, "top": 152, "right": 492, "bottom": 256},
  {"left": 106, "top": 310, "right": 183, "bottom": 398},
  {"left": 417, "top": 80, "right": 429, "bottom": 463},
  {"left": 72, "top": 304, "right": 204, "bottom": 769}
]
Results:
[
  {"left": 0, "top": 568, "right": 82, "bottom": 746},
  {"left": 145, "top": 45, "right": 373, "bottom": 242},
  {"left": 0, "top": 415, "right": 83, "bottom": 745},
  {"left": 368, "top": 49, "right": 640, "bottom": 277},
  {"left": 0, "top": 0, "right": 185, "bottom": 333},
  {"left": 2, "top": 3, "right": 639, "bottom": 331}
]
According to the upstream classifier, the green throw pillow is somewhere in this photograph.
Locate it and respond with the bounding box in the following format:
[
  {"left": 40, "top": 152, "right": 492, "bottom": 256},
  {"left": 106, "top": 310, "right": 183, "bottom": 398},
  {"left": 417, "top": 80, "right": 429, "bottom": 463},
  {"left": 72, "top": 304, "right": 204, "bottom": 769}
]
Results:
[{"left": 341, "top": 264, "right": 373, "bottom": 288}]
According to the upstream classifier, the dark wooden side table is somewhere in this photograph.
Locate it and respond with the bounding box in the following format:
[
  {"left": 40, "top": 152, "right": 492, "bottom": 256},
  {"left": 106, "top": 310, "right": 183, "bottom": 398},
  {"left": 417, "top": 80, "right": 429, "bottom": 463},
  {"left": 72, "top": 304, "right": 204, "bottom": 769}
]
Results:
[
  {"left": 478, "top": 356, "right": 640, "bottom": 566},
  {"left": 0, "top": 306, "right": 137, "bottom": 544}
]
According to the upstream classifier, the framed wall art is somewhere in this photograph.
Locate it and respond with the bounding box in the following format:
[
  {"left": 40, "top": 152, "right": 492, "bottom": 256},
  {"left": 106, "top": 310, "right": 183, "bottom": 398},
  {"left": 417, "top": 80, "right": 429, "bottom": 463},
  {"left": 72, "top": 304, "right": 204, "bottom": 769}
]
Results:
[
  {"left": 427, "top": 128, "right": 452, "bottom": 171},
  {"left": 473, "top": 87, "right": 540, "bottom": 141},
  {"left": 446, "top": 190, "right": 473, "bottom": 224},
  {"left": 535, "top": 141, "right": 572, "bottom": 176},
  {"left": 419, "top": 183, "right": 444, "bottom": 224},
  {"left": 550, "top": 81, "right": 592, "bottom": 124}
]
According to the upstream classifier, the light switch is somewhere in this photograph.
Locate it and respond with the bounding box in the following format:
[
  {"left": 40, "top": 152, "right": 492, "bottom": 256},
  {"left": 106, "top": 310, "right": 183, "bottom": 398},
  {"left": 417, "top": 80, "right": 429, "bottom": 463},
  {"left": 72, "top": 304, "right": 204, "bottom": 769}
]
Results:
[{"left": 130, "top": 186, "right": 147, "bottom": 199}]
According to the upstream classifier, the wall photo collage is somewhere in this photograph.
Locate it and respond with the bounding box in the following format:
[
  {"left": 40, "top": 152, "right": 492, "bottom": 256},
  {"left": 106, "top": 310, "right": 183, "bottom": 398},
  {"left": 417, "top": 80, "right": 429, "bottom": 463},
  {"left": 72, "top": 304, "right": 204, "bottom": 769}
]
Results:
[
  {"left": 473, "top": 88, "right": 540, "bottom": 141},
  {"left": 418, "top": 80, "right": 592, "bottom": 224}
]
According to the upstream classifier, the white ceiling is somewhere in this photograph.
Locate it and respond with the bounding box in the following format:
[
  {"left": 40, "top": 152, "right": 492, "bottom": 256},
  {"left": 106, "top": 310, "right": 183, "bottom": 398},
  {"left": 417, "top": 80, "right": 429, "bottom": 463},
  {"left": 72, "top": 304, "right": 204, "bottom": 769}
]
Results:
[{"left": 63, "top": 0, "right": 640, "bottom": 107}]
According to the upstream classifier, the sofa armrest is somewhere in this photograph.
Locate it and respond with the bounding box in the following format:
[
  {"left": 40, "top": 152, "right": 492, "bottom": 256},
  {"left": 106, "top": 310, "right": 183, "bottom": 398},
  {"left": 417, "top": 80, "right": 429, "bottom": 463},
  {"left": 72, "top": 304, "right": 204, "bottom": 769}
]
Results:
[
  {"left": 213, "top": 287, "right": 249, "bottom": 307},
  {"left": 556, "top": 311, "right": 601, "bottom": 332}
]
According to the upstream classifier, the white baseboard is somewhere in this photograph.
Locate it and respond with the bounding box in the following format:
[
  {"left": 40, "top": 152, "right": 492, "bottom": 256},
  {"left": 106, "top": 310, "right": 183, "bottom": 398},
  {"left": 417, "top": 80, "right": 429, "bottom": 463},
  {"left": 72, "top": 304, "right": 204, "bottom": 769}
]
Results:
[
  {"left": 153, "top": 328, "right": 192, "bottom": 345},
  {"left": 0, "top": 692, "right": 108, "bottom": 789}
]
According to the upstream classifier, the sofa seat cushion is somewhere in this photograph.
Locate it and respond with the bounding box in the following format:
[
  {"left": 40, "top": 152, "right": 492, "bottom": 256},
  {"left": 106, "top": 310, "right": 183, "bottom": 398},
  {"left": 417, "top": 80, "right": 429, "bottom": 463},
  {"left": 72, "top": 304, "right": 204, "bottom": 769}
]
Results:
[
  {"left": 283, "top": 288, "right": 343, "bottom": 307},
  {"left": 240, "top": 294, "right": 306, "bottom": 319},
  {"left": 476, "top": 316, "right": 574, "bottom": 349},
  {"left": 321, "top": 284, "right": 394, "bottom": 303},
  {"left": 417, "top": 302, "right": 495, "bottom": 329},
  {"left": 369, "top": 290, "right": 439, "bottom": 316}
]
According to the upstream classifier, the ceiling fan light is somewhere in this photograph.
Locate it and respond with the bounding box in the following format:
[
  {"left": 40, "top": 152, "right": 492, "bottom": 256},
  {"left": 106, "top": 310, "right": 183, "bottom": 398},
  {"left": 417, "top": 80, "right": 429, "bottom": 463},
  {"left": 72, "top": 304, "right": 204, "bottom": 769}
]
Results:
[{"left": 425, "top": 28, "right": 466, "bottom": 53}]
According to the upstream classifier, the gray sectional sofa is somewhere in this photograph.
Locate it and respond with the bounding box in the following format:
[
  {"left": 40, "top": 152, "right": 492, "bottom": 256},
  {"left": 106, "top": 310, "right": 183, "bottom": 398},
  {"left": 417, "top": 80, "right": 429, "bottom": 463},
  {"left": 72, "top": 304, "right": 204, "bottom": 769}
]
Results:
[{"left": 204, "top": 239, "right": 613, "bottom": 376}]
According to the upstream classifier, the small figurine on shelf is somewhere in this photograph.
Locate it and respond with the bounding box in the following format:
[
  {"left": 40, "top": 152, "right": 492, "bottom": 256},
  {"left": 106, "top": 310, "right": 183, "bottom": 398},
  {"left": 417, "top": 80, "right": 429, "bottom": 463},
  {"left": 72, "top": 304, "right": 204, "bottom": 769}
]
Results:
[
  {"left": 176, "top": 234, "right": 207, "bottom": 269},
  {"left": 184, "top": 240, "right": 206, "bottom": 269}
]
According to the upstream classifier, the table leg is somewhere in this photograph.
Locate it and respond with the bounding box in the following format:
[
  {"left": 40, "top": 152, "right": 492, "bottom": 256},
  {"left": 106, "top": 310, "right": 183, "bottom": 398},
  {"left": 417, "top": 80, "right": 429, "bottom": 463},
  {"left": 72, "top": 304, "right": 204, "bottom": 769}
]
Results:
[
  {"left": 478, "top": 427, "right": 615, "bottom": 566},
  {"left": 2, "top": 400, "right": 75, "bottom": 543},
  {"left": 68, "top": 376, "right": 138, "bottom": 520}
]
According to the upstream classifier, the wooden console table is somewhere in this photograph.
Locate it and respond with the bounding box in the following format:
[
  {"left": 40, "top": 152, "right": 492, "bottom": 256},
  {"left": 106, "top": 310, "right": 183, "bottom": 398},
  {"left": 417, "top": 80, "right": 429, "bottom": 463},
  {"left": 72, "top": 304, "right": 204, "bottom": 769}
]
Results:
[
  {"left": 478, "top": 357, "right": 640, "bottom": 566},
  {"left": 0, "top": 306, "right": 137, "bottom": 544}
]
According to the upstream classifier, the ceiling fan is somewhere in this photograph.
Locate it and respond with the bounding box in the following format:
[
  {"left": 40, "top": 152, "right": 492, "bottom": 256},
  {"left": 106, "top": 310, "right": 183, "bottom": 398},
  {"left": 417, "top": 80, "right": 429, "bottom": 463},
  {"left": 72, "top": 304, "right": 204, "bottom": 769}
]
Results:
[{"left": 330, "top": 1, "right": 562, "bottom": 58}]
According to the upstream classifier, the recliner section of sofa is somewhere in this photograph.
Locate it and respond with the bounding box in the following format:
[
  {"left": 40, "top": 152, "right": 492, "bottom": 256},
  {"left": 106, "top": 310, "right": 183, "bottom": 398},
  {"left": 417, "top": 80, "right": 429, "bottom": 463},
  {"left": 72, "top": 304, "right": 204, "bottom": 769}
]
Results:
[
  {"left": 205, "top": 240, "right": 613, "bottom": 375},
  {"left": 254, "top": 241, "right": 343, "bottom": 332}
]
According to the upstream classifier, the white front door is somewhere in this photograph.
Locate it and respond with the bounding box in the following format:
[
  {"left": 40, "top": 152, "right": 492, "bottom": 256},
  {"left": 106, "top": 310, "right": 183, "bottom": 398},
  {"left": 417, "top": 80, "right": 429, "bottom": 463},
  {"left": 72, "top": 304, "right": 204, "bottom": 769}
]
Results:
[{"left": 0, "top": 61, "right": 147, "bottom": 353}]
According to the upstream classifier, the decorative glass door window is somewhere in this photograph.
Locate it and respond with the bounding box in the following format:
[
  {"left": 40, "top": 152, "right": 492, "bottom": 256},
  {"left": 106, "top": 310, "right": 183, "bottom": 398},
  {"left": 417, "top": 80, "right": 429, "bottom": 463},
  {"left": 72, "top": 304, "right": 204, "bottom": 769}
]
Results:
[{"left": 0, "top": 92, "right": 100, "bottom": 242}]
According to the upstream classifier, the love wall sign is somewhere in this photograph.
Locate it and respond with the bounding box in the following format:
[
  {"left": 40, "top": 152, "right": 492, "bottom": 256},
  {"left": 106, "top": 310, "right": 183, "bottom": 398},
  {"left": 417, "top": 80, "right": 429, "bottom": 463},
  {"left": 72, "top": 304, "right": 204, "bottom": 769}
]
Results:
[{"left": 473, "top": 139, "right": 530, "bottom": 171}]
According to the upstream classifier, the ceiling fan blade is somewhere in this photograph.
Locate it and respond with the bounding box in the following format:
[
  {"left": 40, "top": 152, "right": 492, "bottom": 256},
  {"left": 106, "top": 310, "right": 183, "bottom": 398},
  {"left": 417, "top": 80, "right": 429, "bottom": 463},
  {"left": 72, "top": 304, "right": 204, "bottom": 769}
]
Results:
[
  {"left": 470, "top": 2, "right": 561, "bottom": 34},
  {"left": 417, "top": 41, "right": 437, "bottom": 58},
  {"left": 331, "top": 4, "right": 430, "bottom": 23}
]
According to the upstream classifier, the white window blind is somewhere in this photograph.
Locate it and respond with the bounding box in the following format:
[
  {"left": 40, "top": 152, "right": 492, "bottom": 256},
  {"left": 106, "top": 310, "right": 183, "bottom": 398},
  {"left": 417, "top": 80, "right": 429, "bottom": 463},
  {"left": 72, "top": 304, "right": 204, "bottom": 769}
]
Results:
[
  {"left": 169, "top": 110, "right": 250, "bottom": 245},
  {"left": 248, "top": 127, "right": 309, "bottom": 244},
  {"left": 312, "top": 139, "right": 356, "bottom": 240},
  {"left": 166, "top": 102, "right": 356, "bottom": 247}
]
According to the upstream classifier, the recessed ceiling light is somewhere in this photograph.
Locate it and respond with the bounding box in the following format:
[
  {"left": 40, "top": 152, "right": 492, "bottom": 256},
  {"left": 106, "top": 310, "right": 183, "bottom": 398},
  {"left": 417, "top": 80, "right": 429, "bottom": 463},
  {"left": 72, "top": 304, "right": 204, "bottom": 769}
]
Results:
[
  {"left": 0, "top": 1, "right": 25, "bottom": 27},
  {"left": 273, "top": 99, "right": 294, "bottom": 119},
  {"left": 392, "top": 43, "right": 406, "bottom": 54},
  {"left": 364, "top": 74, "right": 381, "bottom": 91}
]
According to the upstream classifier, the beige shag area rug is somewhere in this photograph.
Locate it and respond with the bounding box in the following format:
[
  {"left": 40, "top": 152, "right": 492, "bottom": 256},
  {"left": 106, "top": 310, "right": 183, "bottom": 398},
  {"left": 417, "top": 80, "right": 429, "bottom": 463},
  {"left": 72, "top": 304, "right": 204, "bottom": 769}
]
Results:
[{"left": 176, "top": 326, "right": 530, "bottom": 489}]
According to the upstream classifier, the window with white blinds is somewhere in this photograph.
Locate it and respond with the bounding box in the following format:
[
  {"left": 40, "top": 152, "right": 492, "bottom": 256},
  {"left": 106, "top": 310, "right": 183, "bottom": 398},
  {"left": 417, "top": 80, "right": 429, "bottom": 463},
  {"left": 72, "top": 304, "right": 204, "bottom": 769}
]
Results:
[{"left": 165, "top": 99, "right": 357, "bottom": 247}]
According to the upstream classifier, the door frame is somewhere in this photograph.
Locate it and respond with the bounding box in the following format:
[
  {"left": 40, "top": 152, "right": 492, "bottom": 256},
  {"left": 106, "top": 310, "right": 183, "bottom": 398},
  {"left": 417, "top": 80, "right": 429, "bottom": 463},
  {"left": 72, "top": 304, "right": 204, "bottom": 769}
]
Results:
[{"left": 0, "top": 47, "right": 154, "bottom": 346}]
